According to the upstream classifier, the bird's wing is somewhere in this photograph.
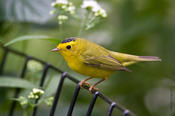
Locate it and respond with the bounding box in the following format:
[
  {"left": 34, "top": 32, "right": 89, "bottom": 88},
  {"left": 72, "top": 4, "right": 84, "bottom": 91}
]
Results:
[{"left": 81, "top": 49, "right": 130, "bottom": 72}]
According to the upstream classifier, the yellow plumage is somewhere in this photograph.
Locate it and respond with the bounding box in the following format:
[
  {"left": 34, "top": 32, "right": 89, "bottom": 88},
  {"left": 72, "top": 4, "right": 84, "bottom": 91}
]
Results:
[{"left": 52, "top": 38, "right": 161, "bottom": 91}]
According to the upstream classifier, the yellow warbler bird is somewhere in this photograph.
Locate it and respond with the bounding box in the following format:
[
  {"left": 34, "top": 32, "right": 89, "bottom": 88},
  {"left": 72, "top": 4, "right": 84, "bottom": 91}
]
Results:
[{"left": 51, "top": 38, "right": 161, "bottom": 92}]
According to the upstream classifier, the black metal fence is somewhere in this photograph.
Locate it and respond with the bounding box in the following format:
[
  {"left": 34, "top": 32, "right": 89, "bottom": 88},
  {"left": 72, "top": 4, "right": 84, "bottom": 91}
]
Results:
[{"left": 0, "top": 46, "right": 133, "bottom": 116}]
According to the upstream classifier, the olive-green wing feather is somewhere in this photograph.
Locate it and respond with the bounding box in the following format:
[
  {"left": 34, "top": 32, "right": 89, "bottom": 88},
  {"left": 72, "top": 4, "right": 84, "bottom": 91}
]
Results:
[{"left": 81, "top": 49, "right": 130, "bottom": 72}]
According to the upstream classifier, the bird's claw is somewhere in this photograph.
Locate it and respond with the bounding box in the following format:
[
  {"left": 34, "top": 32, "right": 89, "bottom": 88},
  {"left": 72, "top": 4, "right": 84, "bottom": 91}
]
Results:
[
  {"left": 89, "top": 86, "right": 99, "bottom": 93},
  {"left": 79, "top": 81, "right": 90, "bottom": 88}
]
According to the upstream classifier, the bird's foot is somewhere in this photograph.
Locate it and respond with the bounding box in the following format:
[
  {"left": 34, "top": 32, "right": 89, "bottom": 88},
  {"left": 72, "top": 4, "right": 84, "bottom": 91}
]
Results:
[
  {"left": 89, "top": 86, "right": 99, "bottom": 93},
  {"left": 79, "top": 80, "right": 90, "bottom": 88}
]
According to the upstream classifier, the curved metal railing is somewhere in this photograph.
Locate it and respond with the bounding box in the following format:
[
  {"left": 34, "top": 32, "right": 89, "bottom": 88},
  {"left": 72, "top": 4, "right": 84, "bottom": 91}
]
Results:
[{"left": 0, "top": 45, "right": 134, "bottom": 116}]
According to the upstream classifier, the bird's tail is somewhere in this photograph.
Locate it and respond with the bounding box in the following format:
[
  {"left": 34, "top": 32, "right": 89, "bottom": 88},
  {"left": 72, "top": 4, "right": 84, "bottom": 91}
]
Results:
[
  {"left": 110, "top": 51, "right": 161, "bottom": 66},
  {"left": 137, "top": 56, "right": 161, "bottom": 61}
]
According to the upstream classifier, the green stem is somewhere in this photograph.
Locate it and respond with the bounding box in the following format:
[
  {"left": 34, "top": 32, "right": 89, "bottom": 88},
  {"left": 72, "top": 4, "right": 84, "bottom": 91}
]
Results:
[
  {"left": 23, "top": 110, "right": 27, "bottom": 116},
  {"left": 23, "top": 107, "right": 30, "bottom": 116},
  {"left": 88, "top": 15, "right": 96, "bottom": 24},
  {"left": 58, "top": 22, "right": 63, "bottom": 38},
  {"left": 85, "top": 15, "right": 97, "bottom": 30},
  {"left": 57, "top": 11, "right": 65, "bottom": 38},
  {"left": 78, "top": 18, "right": 85, "bottom": 37},
  {"left": 78, "top": 11, "right": 91, "bottom": 37}
]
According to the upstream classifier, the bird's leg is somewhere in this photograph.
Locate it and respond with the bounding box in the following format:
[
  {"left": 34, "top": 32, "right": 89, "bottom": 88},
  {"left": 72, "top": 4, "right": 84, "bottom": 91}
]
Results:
[
  {"left": 89, "top": 78, "right": 105, "bottom": 92},
  {"left": 79, "top": 77, "right": 93, "bottom": 87}
]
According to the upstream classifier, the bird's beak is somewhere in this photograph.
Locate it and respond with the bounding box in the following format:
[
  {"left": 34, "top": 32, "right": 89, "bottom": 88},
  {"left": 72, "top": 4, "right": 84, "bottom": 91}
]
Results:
[{"left": 51, "top": 47, "right": 60, "bottom": 52}]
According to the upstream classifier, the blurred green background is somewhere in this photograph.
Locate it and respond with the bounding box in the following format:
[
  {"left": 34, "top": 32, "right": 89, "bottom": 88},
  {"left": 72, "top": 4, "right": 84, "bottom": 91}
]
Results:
[{"left": 0, "top": 0, "right": 175, "bottom": 116}]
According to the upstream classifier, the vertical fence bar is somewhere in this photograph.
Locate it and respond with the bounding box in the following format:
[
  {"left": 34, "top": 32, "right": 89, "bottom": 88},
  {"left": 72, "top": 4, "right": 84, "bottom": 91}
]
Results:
[
  {"left": 87, "top": 91, "right": 99, "bottom": 116},
  {"left": 49, "top": 72, "right": 67, "bottom": 116},
  {"left": 9, "top": 57, "right": 31, "bottom": 116},
  {"left": 107, "top": 102, "right": 116, "bottom": 116},
  {"left": 67, "top": 84, "right": 81, "bottom": 116},
  {"left": 123, "top": 110, "right": 130, "bottom": 116},
  {"left": 39, "top": 64, "right": 50, "bottom": 86},
  {"left": 33, "top": 64, "right": 50, "bottom": 116},
  {"left": 0, "top": 48, "right": 8, "bottom": 75}
]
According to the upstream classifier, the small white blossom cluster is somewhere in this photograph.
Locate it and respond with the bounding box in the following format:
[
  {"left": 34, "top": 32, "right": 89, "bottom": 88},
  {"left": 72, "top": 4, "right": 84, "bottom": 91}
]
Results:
[
  {"left": 50, "top": 0, "right": 107, "bottom": 30},
  {"left": 50, "top": 0, "right": 76, "bottom": 25},
  {"left": 51, "top": 0, "right": 75, "bottom": 14},
  {"left": 27, "top": 60, "right": 43, "bottom": 72},
  {"left": 58, "top": 15, "right": 68, "bottom": 24},
  {"left": 81, "top": 0, "right": 107, "bottom": 18},
  {"left": 44, "top": 97, "right": 54, "bottom": 106},
  {"left": 28, "top": 88, "right": 44, "bottom": 99},
  {"left": 15, "top": 88, "right": 53, "bottom": 109},
  {"left": 18, "top": 96, "right": 28, "bottom": 106}
]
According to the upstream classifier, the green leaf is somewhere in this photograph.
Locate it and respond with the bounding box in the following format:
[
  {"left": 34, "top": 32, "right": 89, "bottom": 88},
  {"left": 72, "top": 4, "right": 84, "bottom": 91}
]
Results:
[
  {"left": 5, "top": 35, "right": 60, "bottom": 46},
  {"left": 0, "top": 77, "right": 36, "bottom": 89}
]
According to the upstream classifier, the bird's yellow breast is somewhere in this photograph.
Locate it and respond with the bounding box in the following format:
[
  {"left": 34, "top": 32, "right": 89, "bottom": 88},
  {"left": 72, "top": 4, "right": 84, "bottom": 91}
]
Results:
[{"left": 63, "top": 55, "right": 114, "bottom": 79}]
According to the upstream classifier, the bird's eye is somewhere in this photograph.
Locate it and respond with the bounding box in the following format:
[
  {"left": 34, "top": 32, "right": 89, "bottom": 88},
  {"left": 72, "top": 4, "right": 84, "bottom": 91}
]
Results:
[{"left": 66, "top": 45, "right": 71, "bottom": 49}]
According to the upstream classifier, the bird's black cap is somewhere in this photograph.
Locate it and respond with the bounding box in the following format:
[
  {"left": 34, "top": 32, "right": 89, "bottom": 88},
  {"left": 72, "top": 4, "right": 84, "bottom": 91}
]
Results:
[{"left": 61, "top": 38, "right": 76, "bottom": 43}]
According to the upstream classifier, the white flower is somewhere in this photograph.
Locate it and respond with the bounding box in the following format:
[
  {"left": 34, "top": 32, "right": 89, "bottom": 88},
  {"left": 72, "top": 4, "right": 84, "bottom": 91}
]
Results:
[
  {"left": 28, "top": 88, "right": 44, "bottom": 99},
  {"left": 56, "top": 0, "right": 68, "bottom": 5},
  {"left": 61, "top": 4, "right": 67, "bottom": 9},
  {"left": 67, "top": 5, "right": 75, "bottom": 14},
  {"left": 45, "top": 97, "right": 54, "bottom": 106},
  {"left": 94, "top": 8, "right": 107, "bottom": 18},
  {"left": 51, "top": 0, "right": 68, "bottom": 8},
  {"left": 58, "top": 15, "right": 68, "bottom": 24},
  {"left": 81, "top": 0, "right": 107, "bottom": 18},
  {"left": 81, "top": 0, "right": 100, "bottom": 12},
  {"left": 58, "top": 15, "right": 68, "bottom": 20},
  {"left": 51, "top": 2, "right": 57, "bottom": 7},
  {"left": 33, "top": 88, "right": 44, "bottom": 94},
  {"left": 63, "top": 2, "right": 75, "bottom": 14},
  {"left": 28, "top": 92, "right": 35, "bottom": 99},
  {"left": 19, "top": 96, "right": 28, "bottom": 106},
  {"left": 51, "top": 0, "right": 75, "bottom": 15}
]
